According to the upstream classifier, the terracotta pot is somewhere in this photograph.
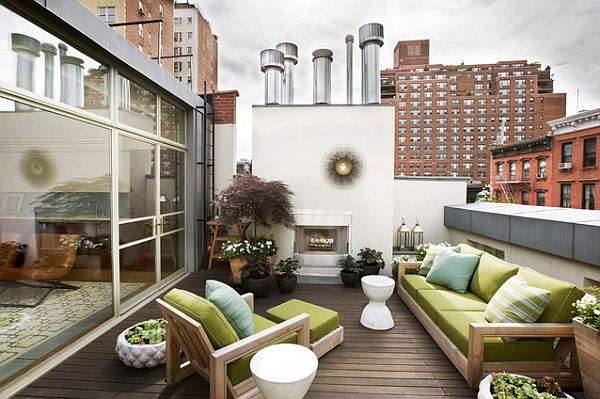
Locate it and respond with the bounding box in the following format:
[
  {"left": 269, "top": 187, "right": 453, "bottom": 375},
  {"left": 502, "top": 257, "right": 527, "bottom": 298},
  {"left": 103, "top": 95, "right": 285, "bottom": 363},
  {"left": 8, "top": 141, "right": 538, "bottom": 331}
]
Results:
[
  {"left": 573, "top": 318, "right": 600, "bottom": 399},
  {"left": 229, "top": 257, "right": 247, "bottom": 285}
]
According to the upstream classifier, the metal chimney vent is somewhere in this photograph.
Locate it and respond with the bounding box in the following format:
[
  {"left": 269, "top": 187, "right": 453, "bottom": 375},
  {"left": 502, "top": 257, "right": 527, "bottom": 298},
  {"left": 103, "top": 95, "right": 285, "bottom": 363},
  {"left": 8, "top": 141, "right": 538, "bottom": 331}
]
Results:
[
  {"left": 260, "top": 49, "right": 285, "bottom": 105},
  {"left": 276, "top": 42, "right": 298, "bottom": 105},
  {"left": 358, "top": 23, "right": 384, "bottom": 104},
  {"left": 345, "top": 34, "right": 354, "bottom": 104},
  {"left": 312, "top": 49, "right": 333, "bottom": 104}
]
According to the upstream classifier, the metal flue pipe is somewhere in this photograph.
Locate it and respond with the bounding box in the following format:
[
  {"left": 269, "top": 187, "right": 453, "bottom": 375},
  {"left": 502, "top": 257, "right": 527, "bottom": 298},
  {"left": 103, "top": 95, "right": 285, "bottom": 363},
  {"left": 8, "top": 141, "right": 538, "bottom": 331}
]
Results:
[
  {"left": 260, "top": 49, "right": 284, "bottom": 105},
  {"left": 312, "top": 49, "right": 333, "bottom": 104},
  {"left": 59, "top": 43, "right": 84, "bottom": 107},
  {"left": 276, "top": 42, "right": 298, "bottom": 105},
  {"left": 41, "top": 43, "right": 57, "bottom": 98},
  {"left": 345, "top": 34, "right": 354, "bottom": 104},
  {"left": 359, "top": 23, "right": 384, "bottom": 104},
  {"left": 11, "top": 33, "right": 40, "bottom": 111}
]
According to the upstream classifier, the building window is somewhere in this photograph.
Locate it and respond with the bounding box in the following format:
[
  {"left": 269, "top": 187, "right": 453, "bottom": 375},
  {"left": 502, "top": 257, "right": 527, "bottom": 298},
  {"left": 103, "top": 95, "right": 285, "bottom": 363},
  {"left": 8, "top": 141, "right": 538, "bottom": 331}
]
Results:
[
  {"left": 174, "top": 32, "right": 182, "bottom": 42},
  {"left": 174, "top": 62, "right": 182, "bottom": 72},
  {"left": 583, "top": 137, "right": 597, "bottom": 167},
  {"left": 98, "top": 6, "right": 116, "bottom": 22},
  {"left": 536, "top": 191, "right": 546, "bottom": 206},
  {"left": 561, "top": 141, "right": 573, "bottom": 164},
  {"left": 187, "top": 16, "right": 193, "bottom": 24},
  {"left": 138, "top": 24, "right": 143, "bottom": 37},
  {"left": 509, "top": 161, "right": 516, "bottom": 180},
  {"left": 537, "top": 158, "right": 546, "bottom": 178},
  {"left": 174, "top": 47, "right": 181, "bottom": 55},
  {"left": 496, "top": 163, "right": 503, "bottom": 181},
  {"left": 522, "top": 160, "right": 530, "bottom": 180},
  {"left": 521, "top": 191, "right": 529, "bottom": 205},
  {"left": 174, "top": 17, "right": 181, "bottom": 24},
  {"left": 560, "top": 184, "right": 571, "bottom": 208},
  {"left": 495, "top": 190, "right": 502, "bottom": 200},
  {"left": 583, "top": 184, "right": 595, "bottom": 210},
  {"left": 187, "top": 47, "right": 192, "bottom": 54},
  {"left": 187, "top": 31, "right": 193, "bottom": 39}
]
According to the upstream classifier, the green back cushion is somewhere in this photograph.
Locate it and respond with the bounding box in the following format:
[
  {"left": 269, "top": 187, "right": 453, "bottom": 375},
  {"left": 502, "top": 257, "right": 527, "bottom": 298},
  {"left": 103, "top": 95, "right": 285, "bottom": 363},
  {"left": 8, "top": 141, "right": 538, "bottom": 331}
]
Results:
[
  {"left": 457, "top": 243, "right": 485, "bottom": 256},
  {"left": 419, "top": 244, "right": 459, "bottom": 276},
  {"left": 164, "top": 288, "right": 239, "bottom": 349},
  {"left": 205, "top": 280, "right": 255, "bottom": 339},
  {"left": 425, "top": 248, "right": 479, "bottom": 293},
  {"left": 517, "top": 267, "right": 585, "bottom": 323},
  {"left": 469, "top": 253, "right": 519, "bottom": 302}
]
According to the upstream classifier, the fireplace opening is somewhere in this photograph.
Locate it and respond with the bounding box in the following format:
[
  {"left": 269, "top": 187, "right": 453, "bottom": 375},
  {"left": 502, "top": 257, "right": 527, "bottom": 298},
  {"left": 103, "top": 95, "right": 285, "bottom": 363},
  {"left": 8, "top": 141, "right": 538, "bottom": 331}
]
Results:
[{"left": 295, "top": 226, "right": 348, "bottom": 255}]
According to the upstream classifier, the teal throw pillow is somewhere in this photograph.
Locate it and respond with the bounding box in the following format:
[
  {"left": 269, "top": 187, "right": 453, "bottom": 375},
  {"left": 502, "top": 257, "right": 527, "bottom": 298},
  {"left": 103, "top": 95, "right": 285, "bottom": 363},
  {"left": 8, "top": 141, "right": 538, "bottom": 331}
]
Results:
[
  {"left": 418, "top": 244, "right": 460, "bottom": 276},
  {"left": 205, "top": 280, "right": 254, "bottom": 339},
  {"left": 425, "top": 248, "right": 480, "bottom": 293}
]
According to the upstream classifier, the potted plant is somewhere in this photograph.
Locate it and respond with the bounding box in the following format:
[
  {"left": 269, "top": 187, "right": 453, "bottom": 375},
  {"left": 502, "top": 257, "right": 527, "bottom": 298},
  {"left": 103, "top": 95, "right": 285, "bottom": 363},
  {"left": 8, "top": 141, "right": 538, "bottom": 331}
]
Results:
[
  {"left": 478, "top": 372, "right": 573, "bottom": 399},
  {"left": 339, "top": 255, "right": 361, "bottom": 287},
  {"left": 223, "top": 237, "right": 276, "bottom": 285},
  {"left": 391, "top": 255, "right": 410, "bottom": 283},
  {"left": 274, "top": 257, "right": 300, "bottom": 294},
  {"left": 115, "top": 318, "right": 167, "bottom": 368},
  {"left": 241, "top": 256, "right": 272, "bottom": 297},
  {"left": 572, "top": 287, "right": 600, "bottom": 399},
  {"left": 357, "top": 247, "right": 384, "bottom": 276}
]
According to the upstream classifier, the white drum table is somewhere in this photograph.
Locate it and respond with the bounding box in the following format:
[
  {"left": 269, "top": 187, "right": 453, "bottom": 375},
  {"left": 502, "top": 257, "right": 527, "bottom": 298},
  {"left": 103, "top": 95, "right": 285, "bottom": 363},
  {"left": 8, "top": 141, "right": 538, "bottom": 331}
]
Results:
[
  {"left": 250, "top": 343, "right": 318, "bottom": 399},
  {"left": 360, "top": 275, "right": 395, "bottom": 330}
]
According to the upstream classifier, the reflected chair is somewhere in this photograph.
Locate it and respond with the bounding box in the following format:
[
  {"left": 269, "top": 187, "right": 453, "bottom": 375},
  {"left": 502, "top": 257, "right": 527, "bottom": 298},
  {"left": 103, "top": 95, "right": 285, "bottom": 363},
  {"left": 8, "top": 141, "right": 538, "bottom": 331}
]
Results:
[{"left": 0, "top": 233, "right": 79, "bottom": 308}]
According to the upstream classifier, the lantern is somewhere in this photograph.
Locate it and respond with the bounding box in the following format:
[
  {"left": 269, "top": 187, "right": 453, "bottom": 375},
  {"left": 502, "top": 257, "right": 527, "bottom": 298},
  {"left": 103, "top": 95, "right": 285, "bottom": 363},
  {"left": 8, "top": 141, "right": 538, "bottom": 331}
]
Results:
[
  {"left": 396, "top": 218, "right": 411, "bottom": 249},
  {"left": 411, "top": 219, "right": 424, "bottom": 249}
]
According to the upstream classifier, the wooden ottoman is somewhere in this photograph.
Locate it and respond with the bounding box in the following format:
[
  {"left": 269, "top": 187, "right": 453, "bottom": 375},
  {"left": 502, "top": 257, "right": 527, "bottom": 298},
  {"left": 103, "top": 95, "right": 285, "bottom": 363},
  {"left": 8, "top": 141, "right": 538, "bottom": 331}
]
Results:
[{"left": 265, "top": 299, "right": 344, "bottom": 358}]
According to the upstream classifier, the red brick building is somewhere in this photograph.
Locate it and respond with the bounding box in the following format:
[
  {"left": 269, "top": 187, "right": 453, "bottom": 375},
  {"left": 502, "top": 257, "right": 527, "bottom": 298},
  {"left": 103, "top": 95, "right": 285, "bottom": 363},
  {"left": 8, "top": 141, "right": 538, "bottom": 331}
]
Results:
[
  {"left": 212, "top": 90, "right": 238, "bottom": 125},
  {"left": 381, "top": 39, "right": 566, "bottom": 185},
  {"left": 80, "top": 0, "right": 174, "bottom": 74},
  {"left": 491, "top": 108, "right": 600, "bottom": 209}
]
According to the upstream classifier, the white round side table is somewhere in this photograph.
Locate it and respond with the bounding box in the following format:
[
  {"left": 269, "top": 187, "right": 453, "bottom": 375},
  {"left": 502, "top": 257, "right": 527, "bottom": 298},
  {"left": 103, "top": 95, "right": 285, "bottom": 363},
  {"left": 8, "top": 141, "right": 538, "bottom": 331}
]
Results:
[
  {"left": 360, "top": 275, "right": 395, "bottom": 330},
  {"left": 250, "top": 343, "right": 318, "bottom": 399}
]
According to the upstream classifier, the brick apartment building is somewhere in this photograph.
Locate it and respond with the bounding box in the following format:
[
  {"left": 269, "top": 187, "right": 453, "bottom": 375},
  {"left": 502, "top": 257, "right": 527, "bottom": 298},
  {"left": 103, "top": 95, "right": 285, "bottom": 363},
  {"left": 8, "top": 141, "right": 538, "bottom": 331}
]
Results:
[
  {"left": 381, "top": 39, "right": 566, "bottom": 185},
  {"left": 491, "top": 108, "right": 599, "bottom": 209},
  {"left": 173, "top": 1, "right": 218, "bottom": 94},
  {"left": 80, "top": 0, "right": 174, "bottom": 74}
]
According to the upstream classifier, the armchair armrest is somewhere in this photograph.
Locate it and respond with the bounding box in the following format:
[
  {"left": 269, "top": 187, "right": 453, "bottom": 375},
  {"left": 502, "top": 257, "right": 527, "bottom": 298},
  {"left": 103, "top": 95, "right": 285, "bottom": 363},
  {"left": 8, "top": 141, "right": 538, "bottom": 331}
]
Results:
[
  {"left": 399, "top": 261, "right": 422, "bottom": 274},
  {"left": 210, "top": 313, "right": 310, "bottom": 398},
  {"left": 241, "top": 292, "right": 254, "bottom": 313}
]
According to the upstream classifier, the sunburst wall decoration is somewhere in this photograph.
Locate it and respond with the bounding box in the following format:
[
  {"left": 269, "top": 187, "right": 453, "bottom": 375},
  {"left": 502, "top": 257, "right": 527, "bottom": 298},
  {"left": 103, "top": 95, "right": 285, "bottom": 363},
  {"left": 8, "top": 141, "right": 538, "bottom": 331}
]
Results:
[
  {"left": 19, "top": 148, "right": 56, "bottom": 189},
  {"left": 322, "top": 145, "right": 365, "bottom": 188}
]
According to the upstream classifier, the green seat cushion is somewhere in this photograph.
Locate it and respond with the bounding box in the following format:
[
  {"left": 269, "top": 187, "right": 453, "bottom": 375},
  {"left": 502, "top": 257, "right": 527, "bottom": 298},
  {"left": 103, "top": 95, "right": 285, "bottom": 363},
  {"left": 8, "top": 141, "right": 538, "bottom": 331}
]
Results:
[
  {"left": 517, "top": 267, "right": 585, "bottom": 323},
  {"left": 227, "top": 314, "right": 296, "bottom": 386},
  {"left": 437, "top": 311, "right": 555, "bottom": 362},
  {"left": 425, "top": 249, "right": 480, "bottom": 293},
  {"left": 469, "top": 253, "right": 519, "bottom": 302},
  {"left": 458, "top": 243, "right": 485, "bottom": 256},
  {"left": 164, "top": 288, "right": 239, "bottom": 349},
  {"left": 265, "top": 299, "right": 339, "bottom": 343},
  {"left": 416, "top": 290, "right": 487, "bottom": 324},
  {"left": 205, "top": 280, "right": 254, "bottom": 339},
  {"left": 418, "top": 244, "right": 460, "bottom": 276},
  {"left": 401, "top": 274, "right": 445, "bottom": 299}
]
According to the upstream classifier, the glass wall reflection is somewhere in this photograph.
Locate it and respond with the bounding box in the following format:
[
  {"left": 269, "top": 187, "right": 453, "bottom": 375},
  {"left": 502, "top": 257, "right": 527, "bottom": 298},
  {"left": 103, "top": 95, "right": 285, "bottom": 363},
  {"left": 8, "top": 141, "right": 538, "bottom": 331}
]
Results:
[{"left": 0, "top": 98, "right": 112, "bottom": 381}]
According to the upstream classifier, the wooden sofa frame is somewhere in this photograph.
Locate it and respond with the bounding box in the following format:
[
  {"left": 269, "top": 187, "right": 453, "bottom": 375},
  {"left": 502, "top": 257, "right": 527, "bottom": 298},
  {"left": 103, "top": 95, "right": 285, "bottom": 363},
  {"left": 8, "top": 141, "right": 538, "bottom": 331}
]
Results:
[
  {"left": 157, "top": 292, "right": 343, "bottom": 399},
  {"left": 396, "top": 263, "right": 581, "bottom": 389}
]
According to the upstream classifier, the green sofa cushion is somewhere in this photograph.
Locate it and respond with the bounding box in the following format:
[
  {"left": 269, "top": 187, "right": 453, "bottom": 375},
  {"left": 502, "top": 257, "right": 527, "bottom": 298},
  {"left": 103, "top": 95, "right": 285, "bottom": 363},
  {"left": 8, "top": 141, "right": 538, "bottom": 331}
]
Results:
[
  {"left": 416, "top": 289, "right": 487, "bottom": 324},
  {"left": 205, "top": 280, "right": 254, "bottom": 339},
  {"left": 469, "top": 253, "right": 519, "bottom": 303},
  {"left": 164, "top": 289, "right": 239, "bottom": 349},
  {"left": 437, "top": 310, "right": 555, "bottom": 362},
  {"left": 517, "top": 267, "right": 585, "bottom": 323},
  {"left": 425, "top": 249, "right": 480, "bottom": 293},
  {"left": 457, "top": 243, "right": 485, "bottom": 256},
  {"left": 401, "top": 274, "right": 445, "bottom": 300},
  {"left": 227, "top": 314, "right": 297, "bottom": 386},
  {"left": 265, "top": 299, "right": 339, "bottom": 343}
]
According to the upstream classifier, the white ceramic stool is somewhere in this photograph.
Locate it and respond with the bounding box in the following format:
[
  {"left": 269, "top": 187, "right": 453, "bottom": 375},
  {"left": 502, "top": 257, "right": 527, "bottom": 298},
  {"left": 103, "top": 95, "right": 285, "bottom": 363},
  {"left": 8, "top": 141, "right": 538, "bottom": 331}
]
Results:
[
  {"left": 360, "top": 275, "right": 395, "bottom": 330},
  {"left": 250, "top": 343, "right": 318, "bottom": 399}
]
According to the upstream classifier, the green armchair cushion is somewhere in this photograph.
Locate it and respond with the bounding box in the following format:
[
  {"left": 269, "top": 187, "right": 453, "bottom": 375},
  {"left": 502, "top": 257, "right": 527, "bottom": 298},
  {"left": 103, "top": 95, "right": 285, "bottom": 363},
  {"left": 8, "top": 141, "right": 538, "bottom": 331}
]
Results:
[
  {"left": 425, "top": 248, "right": 480, "bottom": 293},
  {"left": 469, "top": 253, "right": 519, "bottom": 302},
  {"left": 266, "top": 299, "right": 339, "bottom": 343},
  {"left": 164, "top": 288, "right": 239, "bottom": 349},
  {"left": 416, "top": 289, "right": 487, "bottom": 324},
  {"left": 418, "top": 244, "right": 460, "bottom": 276},
  {"left": 205, "top": 280, "right": 254, "bottom": 339},
  {"left": 517, "top": 267, "right": 585, "bottom": 323},
  {"left": 401, "top": 274, "right": 445, "bottom": 300}
]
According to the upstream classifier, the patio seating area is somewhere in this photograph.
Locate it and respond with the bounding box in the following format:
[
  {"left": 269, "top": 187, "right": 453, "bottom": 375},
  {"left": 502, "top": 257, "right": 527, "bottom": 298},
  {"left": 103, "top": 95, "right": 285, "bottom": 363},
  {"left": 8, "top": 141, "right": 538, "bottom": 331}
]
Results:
[{"left": 15, "top": 268, "right": 479, "bottom": 398}]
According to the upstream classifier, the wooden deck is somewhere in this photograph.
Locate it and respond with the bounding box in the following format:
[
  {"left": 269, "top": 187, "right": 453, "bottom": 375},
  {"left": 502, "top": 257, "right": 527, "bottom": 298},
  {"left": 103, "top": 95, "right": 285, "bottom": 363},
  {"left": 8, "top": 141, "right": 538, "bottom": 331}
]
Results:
[{"left": 15, "top": 269, "right": 478, "bottom": 398}]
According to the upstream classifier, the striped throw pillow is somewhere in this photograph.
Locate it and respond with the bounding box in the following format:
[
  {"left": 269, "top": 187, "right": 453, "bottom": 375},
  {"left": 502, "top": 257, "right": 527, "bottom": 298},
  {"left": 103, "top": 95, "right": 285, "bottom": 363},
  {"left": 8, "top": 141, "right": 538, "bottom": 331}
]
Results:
[
  {"left": 484, "top": 276, "right": 551, "bottom": 342},
  {"left": 418, "top": 244, "right": 459, "bottom": 276}
]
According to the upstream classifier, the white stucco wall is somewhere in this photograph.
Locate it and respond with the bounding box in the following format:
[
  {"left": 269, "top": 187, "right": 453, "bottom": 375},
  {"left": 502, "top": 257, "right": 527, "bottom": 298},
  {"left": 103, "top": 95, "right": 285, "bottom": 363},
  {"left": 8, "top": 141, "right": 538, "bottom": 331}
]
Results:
[
  {"left": 252, "top": 105, "right": 395, "bottom": 270},
  {"left": 448, "top": 229, "right": 600, "bottom": 287},
  {"left": 214, "top": 123, "right": 236, "bottom": 194},
  {"left": 393, "top": 178, "right": 468, "bottom": 246}
]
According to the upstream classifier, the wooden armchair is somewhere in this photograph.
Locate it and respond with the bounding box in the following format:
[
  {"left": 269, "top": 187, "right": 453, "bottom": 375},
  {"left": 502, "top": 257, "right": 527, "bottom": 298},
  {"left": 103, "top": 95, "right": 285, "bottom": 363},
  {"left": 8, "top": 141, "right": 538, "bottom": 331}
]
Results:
[{"left": 156, "top": 293, "right": 311, "bottom": 399}]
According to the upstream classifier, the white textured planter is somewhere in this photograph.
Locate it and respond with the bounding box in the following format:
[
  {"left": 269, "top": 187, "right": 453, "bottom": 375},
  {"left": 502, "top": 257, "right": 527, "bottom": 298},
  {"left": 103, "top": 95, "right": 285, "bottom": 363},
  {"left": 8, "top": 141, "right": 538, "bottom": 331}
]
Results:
[
  {"left": 478, "top": 374, "right": 574, "bottom": 399},
  {"left": 115, "top": 324, "right": 166, "bottom": 368}
]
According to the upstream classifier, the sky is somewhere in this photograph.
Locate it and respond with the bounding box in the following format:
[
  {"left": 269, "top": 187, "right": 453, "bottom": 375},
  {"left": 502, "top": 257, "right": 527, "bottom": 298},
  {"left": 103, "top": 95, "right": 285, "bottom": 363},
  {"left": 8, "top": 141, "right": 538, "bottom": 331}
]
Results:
[{"left": 197, "top": 0, "right": 600, "bottom": 160}]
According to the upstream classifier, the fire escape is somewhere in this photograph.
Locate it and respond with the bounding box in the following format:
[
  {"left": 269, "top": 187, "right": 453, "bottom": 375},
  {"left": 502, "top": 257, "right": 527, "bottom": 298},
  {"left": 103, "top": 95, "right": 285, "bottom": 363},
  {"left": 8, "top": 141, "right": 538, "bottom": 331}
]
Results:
[{"left": 500, "top": 182, "right": 516, "bottom": 203}]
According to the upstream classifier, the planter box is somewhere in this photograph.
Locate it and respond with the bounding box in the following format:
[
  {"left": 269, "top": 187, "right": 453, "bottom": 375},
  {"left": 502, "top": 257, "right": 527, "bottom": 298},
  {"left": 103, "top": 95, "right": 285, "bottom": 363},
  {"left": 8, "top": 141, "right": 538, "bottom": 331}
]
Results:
[
  {"left": 478, "top": 374, "right": 574, "bottom": 399},
  {"left": 115, "top": 324, "right": 166, "bottom": 368},
  {"left": 573, "top": 318, "right": 600, "bottom": 399}
]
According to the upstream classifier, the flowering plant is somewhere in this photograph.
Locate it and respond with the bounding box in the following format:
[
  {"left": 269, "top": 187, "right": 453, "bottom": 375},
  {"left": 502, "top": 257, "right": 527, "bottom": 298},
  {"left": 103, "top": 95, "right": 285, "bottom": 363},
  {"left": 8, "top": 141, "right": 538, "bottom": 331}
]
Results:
[
  {"left": 222, "top": 237, "right": 276, "bottom": 259},
  {"left": 573, "top": 287, "right": 600, "bottom": 330},
  {"left": 391, "top": 255, "right": 412, "bottom": 273},
  {"left": 125, "top": 318, "right": 166, "bottom": 345}
]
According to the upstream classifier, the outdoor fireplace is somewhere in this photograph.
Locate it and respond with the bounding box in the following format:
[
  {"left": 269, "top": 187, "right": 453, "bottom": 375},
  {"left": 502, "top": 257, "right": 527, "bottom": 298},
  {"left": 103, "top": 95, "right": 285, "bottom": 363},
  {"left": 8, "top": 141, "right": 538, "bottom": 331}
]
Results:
[{"left": 296, "top": 226, "right": 348, "bottom": 254}]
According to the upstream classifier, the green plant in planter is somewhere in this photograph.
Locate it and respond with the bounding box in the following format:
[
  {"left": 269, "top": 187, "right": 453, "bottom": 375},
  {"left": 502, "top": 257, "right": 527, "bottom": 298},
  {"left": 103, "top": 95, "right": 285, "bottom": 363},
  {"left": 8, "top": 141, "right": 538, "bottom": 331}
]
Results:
[
  {"left": 242, "top": 256, "right": 272, "bottom": 279},
  {"left": 490, "top": 372, "right": 566, "bottom": 399},
  {"left": 391, "top": 255, "right": 410, "bottom": 274},
  {"left": 357, "top": 247, "right": 384, "bottom": 267},
  {"left": 274, "top": 257, "right": 300, "bottom": 278},
  {"left": 573, "top": 287, "right": 600, "bottom": 330},
  {"left": 339, "top": 255, "right": 361, "bottom": 287},
  {"left": 125, "top": 318, "right": 166, "bottom": 345}
]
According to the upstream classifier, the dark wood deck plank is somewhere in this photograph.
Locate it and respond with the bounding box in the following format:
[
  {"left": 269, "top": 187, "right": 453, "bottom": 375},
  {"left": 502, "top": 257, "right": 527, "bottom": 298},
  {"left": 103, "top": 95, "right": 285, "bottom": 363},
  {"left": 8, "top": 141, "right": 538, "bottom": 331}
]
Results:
[{"left": 14, "top": 269, "right": 477, "bottom": 398}]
